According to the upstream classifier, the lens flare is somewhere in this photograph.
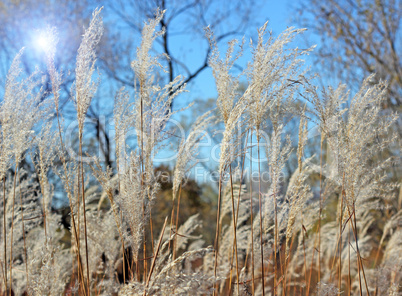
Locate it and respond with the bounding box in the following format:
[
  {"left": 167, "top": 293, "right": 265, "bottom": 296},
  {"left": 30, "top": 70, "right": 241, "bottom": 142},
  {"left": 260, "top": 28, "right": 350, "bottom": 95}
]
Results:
[{"left": 35, "top": 34, "right": 52, "bottom": 53}]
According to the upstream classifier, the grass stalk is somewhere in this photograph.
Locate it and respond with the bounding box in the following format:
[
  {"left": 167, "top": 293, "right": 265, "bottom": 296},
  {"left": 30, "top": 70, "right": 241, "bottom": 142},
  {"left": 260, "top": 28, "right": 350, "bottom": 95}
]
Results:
[
  {"left": 352, "top": 207, "right": 370, "bottom": 296},
  {"left": 53, "top": 76, "right": 85, "bottom": 293},
  {"left": 139, "top": 78, "right": 148, "bottom": 282},
  {"left": 318, "top": 135, "right": 323, "bottom": 285},
  {"left": 8, "top": 164, "right": 19, "bottom": 295},
  {"left": 256, "top": 132, "right": 266, "bottom": 296},
  {"left": 144, "top": 217, "right": 168, "bottom": 295},
  {"left": 306, "top": 232, "right": 318, "bottom": 296},
  {"left": 353, "top": 205, "right": 363, "bottom": 296},
  {"left": 228, "top": 165, "right": 240, "bottom": 295},
  {"left": 284, "top": 234, "right": 296, "bottom": 295},
  {"left": 213, "top": 175, "right": 223, "bottom": 296},
  {"left": 249, "top": 134, "right": 255, "bottom": 295},
  {"left": 302, "top": 225, "right": 308, "bottom": 290},
  {"left": 173, "top": 185, "right": 182, "bottom": 260},
  {"left": 18, "top": 172, "right": 28, "bottom": 292},
  {"left": 79, "top": 132, "right": 90, "bottom": 295},
  {"left": 273, "top": 169, "right": 280, "bottom": 295},
  {"left": 229, "top": 131, "right": 249, "bottom": 294},
  {"left": 2, "top": 178, "right": 6, "bottom": 294},
  {"left": 339, "top": 173, "right": 345, "bottom": 292},
  {"left": 168, "top": 201, "right": 175, "bottom": 256},
  {"left": 150, "top": 209, "right": 154, "bottom": 253},
  {"left": 348, "top": 223, "right": 351, "bottom": 296}
]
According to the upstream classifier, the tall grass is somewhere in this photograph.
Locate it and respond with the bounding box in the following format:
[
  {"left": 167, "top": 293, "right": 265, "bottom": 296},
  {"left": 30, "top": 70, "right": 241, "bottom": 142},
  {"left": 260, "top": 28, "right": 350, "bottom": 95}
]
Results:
[{"left": 0, "top": 7, "right": 400, "bottom": 296}]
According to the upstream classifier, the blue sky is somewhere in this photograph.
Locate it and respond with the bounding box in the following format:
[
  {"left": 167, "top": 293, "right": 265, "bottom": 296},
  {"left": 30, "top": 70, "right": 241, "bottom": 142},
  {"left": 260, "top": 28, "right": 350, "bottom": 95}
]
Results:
[
  {"left": 0, "top": 0, "right": 318, "bottom": 178},
  {"left": 167, "top": 0, "right": 298, "bottom": 108},
  {"left": 1, "top": 0, "right": 306, "bottom": 109}
]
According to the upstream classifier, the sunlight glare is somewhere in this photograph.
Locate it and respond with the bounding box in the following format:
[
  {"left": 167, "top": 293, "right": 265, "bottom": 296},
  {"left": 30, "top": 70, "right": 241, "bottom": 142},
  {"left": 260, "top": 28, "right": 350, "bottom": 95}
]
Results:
[{"left": 35, "top": 33, "right": 52, "bottom": 53}]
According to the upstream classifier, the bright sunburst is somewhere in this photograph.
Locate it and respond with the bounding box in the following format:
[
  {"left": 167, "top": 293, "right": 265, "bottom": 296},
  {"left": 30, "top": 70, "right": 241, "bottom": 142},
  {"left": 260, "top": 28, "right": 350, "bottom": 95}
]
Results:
[{"left": 34, "top": 33, "right": 52, "bottom": 53}]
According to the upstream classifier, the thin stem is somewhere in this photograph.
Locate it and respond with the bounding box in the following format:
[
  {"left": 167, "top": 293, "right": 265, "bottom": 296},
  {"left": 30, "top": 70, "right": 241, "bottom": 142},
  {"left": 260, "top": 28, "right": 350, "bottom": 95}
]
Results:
[
  {"left": 229, "top": 165, "right": 240, "bottom": 295},
  {"left": 139, "top": 78, "right": 147, "bottom": 282},
  {"left": 38, "top": 153, "right": 47, "bottom": 239},
  {"left": 306, "top": 233, "right": 318, "bottom": 296},
  {"left": 115, "top": 128, "right": 128, "bottom": 283},
  {"left": 213, "top": 175, "right": 222, "bottom": 296},
  {"left": 142, "top": 203, "right": 147, "bottom": 282},
  {"left": 352, "top": 207, "right": 370, "bottom": 296},
  {"left": 345, "top": 201, "right": 369, "bottom": 296},
  {"left": 354, "top": 205, "right": 363, "bottom": 296},
  {"left": 257, "top": 133, "right": 265, "bottom": 296},
  {"left": 144, "top": 217, "right": 168, "bottom": 295},
  {"left": 173, "top": 184, "right": 182, "bottom": 260},
  {"left": 0, "top": 261, "right": 5, "bottom": 295},
  {"left": 52, "top": 67, "right": 84, "bottom": 294},
  {"left": 9, "top": 164, "right": 19, "bottom": 295},
  {"left": 318, "top": 136, "right": 323, "bottom": 285},
  {"left": 2, "top": 177, "right": 7, "bottom": 293},
  {"left": 18, "top": 172, "right": 28, "bottom": 291},
  {"left": 339, "top": 173, "right": 345, "bottom": 292},
  {"left": 348, "top": 223, "right": 351, "bottom": 296},
  {"left": 273, "top": 165, "right": 279, "bottom": 295},
  {"left": 302, "top": 225, "right": 308, "bottom": 290},
  {"left": 79, "top": 132, "right": 90, "bottom": 295},
  {"left": 168, "top": 201, "right": 175, "bottom": 256},
  {"left": 284, "top": 234, "right": 296, "bottom": 295},
  {"left": 229, "top": 131, "right": 249, "bottom": 295},
  {"left": 249, "top": 133, "right": 255, "bottom": 295},
  {"left": 150, "top": 208, "right": 154, "bottom": 253}
]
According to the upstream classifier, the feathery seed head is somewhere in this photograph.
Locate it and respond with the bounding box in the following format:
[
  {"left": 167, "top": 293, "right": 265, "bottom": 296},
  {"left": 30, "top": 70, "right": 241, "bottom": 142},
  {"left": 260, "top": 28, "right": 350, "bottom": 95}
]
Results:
[{"left": 74, "top": 7, "right": 104, "bottom": 131}]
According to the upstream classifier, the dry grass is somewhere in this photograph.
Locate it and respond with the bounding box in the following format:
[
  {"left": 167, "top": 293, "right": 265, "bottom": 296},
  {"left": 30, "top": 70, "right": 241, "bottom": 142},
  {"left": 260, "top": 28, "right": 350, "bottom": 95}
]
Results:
[{"left": 0, "top": 7, "right": 400, "bottom": 296}]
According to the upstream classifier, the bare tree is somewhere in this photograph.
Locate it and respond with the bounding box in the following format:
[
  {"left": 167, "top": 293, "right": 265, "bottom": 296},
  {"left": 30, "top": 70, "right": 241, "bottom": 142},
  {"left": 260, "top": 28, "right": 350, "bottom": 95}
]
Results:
[
  {"left": 0, "top": 0, "right": 263, "bottom": 170},
  {"left": 293, "top": 0, "right": 401, "bottom": 186},
  {"left": 294, "top": 0, "right": 401, "bottom": 112},
  {"left": 93, "top": 0, "right": 263, "bottom": 167},
  {"left": 106, "top": 0, "right": 260, "bottom": 111}
]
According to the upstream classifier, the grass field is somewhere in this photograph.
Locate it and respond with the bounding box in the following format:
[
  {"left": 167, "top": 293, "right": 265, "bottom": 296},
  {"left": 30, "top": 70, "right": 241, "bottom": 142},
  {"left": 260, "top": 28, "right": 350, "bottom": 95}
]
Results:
[{"left": 0, "top": 7, "right": 400, "bottom": 296}]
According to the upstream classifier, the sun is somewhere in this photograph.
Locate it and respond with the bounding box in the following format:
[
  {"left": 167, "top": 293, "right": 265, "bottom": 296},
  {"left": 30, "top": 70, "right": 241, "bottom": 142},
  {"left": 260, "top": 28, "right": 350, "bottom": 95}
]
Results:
[{"left": 35, "top": 34, "right": 52, "bottom": 52}]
